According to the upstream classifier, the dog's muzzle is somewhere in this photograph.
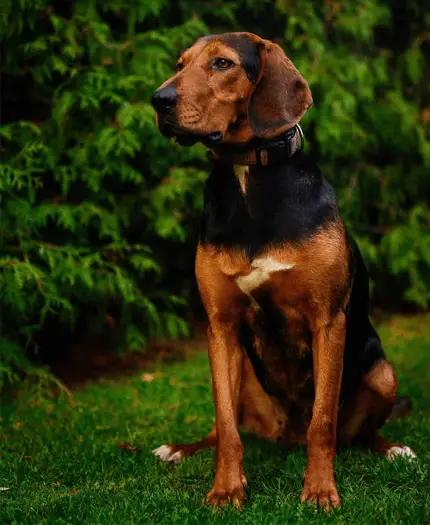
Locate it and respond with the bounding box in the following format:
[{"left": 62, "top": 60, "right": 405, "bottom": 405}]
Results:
[{"left": 151, "top": 85, "right": 223, "bottom": 147}]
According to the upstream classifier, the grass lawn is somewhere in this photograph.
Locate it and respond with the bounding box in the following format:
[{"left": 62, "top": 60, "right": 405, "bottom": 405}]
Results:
[{"left": 1, "top": 315, "right": 430, "bottom": 524}]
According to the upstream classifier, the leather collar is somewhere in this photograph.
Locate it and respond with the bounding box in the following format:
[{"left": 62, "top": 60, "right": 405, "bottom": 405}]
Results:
[{"left": 209, "top": 125, "right": 304, "bottom": 166}]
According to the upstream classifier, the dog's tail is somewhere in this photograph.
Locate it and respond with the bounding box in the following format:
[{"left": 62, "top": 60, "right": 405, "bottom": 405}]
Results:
[{"left": 386, "top": 396, "right": 413, "bottom": 422}]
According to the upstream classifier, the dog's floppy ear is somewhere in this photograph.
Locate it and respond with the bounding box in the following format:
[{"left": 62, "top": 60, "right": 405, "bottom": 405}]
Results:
[{"left": 248, "top": 39, "right": 313, "bottom": 138}]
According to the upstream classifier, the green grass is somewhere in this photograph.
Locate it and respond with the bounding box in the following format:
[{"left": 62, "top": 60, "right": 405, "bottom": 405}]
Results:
[{"left": 1, "top": 316, "right": 430, "bottom": 525}]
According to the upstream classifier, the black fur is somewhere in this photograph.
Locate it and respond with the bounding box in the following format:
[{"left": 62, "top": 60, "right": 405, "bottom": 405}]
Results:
[
  {"left": 201, "top": 151, "right": 338, "bottom": 258},
  {"left": 341, "top": 233, "right": 385, "bottom": 400},
  {"left": 200, "top": 151, "right": 385, "bottom": 406},
  {"left": 219, "top": 33, "right": 261, "bottom": 84}
]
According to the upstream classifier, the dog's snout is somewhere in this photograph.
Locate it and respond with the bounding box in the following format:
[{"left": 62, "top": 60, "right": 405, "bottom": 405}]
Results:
[{"left": 151, "top": 86, "right": 178, "bottom": 114}]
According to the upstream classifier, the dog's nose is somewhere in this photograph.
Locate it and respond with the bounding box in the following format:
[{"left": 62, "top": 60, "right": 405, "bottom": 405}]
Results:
[{"left": 151, "top": 86, "right": 178, "bottom": 114}]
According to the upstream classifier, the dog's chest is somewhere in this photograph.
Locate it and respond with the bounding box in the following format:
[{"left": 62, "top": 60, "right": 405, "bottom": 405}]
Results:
[
  {"left": 242, "top": 298, "right": 315, "bottom": 415},
  {"left": 235, "top": 256, "right": 295, "bottom": 295},
  {"left": 201, "top": 161, "right": 332, "bottom": 258}
]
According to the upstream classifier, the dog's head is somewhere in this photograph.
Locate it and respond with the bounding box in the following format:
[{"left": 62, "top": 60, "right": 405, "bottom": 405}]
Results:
[{"left": 151, "top": 32, "right": 313, "bottom": 146}]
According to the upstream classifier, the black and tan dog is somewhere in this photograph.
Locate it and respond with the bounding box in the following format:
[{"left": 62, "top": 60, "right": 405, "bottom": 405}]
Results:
[{"left": 150, "top": 32, "right": 415, "bottom": 510}]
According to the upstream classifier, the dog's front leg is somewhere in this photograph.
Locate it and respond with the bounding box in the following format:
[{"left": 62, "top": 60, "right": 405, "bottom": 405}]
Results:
[
  {"left": 195, "top": 245, "right": 247, "bottom": 507},
  {"left": 205, "top": 315, "right": 245, "bottom": 508},
  {"left": 301, "top": 310, "right": 345, "bottom": 511}
]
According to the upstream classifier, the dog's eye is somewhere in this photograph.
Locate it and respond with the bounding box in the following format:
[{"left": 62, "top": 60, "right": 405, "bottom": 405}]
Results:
[
  {"left": 176, "top": 61, "right": 184, "bottom": 72},
  {"left": 212, "top": 57, "right": 234, "bottom": 70}
]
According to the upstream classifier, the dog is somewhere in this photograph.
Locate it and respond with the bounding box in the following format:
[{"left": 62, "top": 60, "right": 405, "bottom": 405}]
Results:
[{"left": 150, "top": 32, "right": 416, "bottom": 510}]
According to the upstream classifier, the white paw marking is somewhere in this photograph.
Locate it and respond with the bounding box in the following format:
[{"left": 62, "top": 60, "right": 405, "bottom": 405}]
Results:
[
  {"left": 169, "top": 451, "right": 183, "bottom": 464},
  {"left": 152, "top": 445, "right": 184, "bottom": 464},
  {"left": 236, "top": 257, "right": 295, "bottom": 295},
  {"left": 152, "top": 444, "right": 172, "bottom": 460},
  {"left": 386, "top": 446, "right": 417, "bottom": 462}
]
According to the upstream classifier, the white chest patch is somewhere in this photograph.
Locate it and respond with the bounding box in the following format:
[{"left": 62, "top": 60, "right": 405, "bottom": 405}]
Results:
[
  {"left": 236, "top": 257, "right": 295, "bottom": 295},
  {"left": 234, "top": 165, "right": 249, "bottom": 195}
]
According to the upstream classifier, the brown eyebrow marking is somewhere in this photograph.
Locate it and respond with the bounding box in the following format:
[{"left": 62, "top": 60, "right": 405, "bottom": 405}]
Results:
[
  {"left": 180, "top": 39, "right": 209, "bottom": 63},
  {"left": 207, "top": 43, "right": 241, "bottom": 64}
]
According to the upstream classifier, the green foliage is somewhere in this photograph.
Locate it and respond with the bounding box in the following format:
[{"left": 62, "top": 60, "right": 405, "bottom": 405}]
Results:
[
  {"left": 0, "top": 0, "right": 208, "bottom": 385},
  {"left": 1, "top": 0, "right": 429, "bottom": 385}
]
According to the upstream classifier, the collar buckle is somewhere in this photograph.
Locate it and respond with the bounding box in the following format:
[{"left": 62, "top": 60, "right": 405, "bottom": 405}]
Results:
[{"left": 255, "top": 148, "right": 269, "bottom": 166}]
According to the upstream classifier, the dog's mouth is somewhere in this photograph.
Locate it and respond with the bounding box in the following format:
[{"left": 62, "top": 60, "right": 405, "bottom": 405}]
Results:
[{"left": 160, "top": 121, "right": 223, "bottom": 147}]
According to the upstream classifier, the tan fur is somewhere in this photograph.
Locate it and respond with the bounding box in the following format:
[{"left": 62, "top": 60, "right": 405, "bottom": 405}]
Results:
[
  {"left": 339, "top": 360, "right": 399, "bottom": 459},
  {"left": 239, "top": 357, "right": 287, "bottom": 441},
  {"left": 366, "top": 359, "right": 398, "bottom": 402},
  {"left": 192, "top": 221, "right": 350, "bottom": 508}
]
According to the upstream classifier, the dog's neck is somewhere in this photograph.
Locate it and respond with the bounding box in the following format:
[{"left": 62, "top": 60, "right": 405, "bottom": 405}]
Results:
[{"left": 209, "top": 125, "right": 303, "bottom": 166}]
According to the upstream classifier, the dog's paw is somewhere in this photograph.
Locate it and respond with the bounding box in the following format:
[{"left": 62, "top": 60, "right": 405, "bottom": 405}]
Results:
[
  {"left": 301, "top": 477, "right": 340, "bottom": 511},
  {"left": 206, "top": 485, "right": 246, "bottom": 509},
  {"left": 386, "top": 445, "right": 417, "bottom": 462},
  {"left": 152, "top": 444, "right": 184, "bottom": 465}
]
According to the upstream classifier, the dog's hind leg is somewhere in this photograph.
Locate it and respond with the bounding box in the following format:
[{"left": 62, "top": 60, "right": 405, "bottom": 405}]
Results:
[
  {"left": 339, "top": 359, "right": 416, "bottom": 460},
  {"left": 151, "top": 355, "right": 284, "bottom": 448},
  {"left": 152, "top": 356, "right": 287, "bottom": 465},
  {"left": 152, "top": 424, "right": 249, "bottom": 486},
  {"left": 152, "top": 425, "right": 216, "bottom": 464},
  {"left": 238, "top": 356, "right": 287, "bottom": 442}
]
